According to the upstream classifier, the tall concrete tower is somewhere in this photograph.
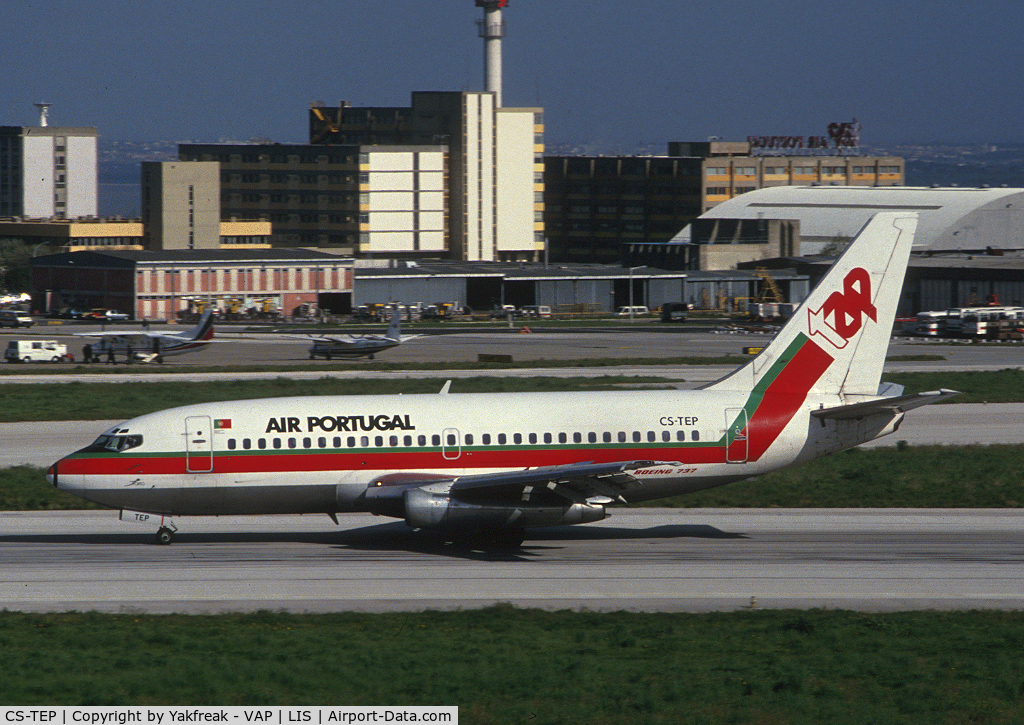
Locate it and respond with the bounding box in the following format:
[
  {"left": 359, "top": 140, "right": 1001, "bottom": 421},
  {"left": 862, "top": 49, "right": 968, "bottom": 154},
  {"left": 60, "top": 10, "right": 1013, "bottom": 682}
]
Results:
[{"left": 476, "top": 0, "right": 507, "bottom": 107}]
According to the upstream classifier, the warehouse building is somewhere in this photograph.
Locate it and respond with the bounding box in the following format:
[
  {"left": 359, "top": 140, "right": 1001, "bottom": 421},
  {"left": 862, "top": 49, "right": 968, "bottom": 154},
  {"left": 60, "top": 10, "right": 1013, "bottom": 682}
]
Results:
[{"left": 30, "top": 248, "right": 353, "bottom": 320}]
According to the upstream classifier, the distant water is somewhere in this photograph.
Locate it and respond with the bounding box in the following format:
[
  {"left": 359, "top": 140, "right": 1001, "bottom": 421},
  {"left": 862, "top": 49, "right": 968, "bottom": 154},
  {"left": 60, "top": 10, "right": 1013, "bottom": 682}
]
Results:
[{"left": 99, "top": 183, "right": 141, "bottom": 218}]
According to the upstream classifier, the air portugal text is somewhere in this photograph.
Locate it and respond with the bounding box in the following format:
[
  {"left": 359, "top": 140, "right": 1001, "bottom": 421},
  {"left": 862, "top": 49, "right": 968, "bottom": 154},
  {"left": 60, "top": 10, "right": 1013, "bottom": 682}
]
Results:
[{"left": 265, "top": 414, "right": 416, "bottom": 434}]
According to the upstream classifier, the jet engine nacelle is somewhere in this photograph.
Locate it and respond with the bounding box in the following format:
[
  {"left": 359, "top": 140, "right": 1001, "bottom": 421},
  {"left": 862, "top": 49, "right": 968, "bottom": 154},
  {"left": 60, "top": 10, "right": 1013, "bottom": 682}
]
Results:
[{"left": 403, "top": 486, "right": 606, "bottom": 532}]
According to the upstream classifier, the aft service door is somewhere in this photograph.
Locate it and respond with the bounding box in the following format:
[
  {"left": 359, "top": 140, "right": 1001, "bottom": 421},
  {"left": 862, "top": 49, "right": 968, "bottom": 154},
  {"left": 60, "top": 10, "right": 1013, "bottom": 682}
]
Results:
[
  {"left": 185, "top": 415, "right": 214, "bottom": 472},
  {"left": 725, "top": 408, "right": 749, "bottom": 464}
]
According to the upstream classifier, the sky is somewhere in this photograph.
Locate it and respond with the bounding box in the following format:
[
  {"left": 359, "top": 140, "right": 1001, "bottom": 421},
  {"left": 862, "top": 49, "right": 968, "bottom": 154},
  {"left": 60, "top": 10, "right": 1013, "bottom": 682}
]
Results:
[{"left": 4, "top": 0, "right": 1024, "bottom": 148}]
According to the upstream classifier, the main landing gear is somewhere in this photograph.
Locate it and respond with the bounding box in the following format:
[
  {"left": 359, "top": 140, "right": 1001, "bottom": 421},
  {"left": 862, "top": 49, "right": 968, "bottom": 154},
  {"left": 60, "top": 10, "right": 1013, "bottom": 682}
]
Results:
[{"left": 155, "top": 526, "right": 176, "bottom": 545}]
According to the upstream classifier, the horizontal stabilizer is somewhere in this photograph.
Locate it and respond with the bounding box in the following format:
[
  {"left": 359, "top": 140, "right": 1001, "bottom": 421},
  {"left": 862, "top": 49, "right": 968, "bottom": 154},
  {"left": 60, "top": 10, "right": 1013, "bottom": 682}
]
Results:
[{"left": 811, "top": 388, "right": 961, "bottom": 420}]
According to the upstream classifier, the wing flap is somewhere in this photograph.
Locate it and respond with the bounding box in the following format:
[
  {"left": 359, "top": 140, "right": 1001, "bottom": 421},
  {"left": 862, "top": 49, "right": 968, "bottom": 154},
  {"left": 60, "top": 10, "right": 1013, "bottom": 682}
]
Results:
[
  {"left": 811, "top": 388, "right": 960, "bottom": 420},
  {"left": 449, "top": 460, "right": 663, "bottom": 503}
]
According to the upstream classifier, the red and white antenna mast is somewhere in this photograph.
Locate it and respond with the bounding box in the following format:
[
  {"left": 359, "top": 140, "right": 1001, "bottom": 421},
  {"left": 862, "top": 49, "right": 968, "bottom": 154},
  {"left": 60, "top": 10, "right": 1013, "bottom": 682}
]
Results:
[{"left": 475, "top": 0, "right": 508, "bottom": 107}]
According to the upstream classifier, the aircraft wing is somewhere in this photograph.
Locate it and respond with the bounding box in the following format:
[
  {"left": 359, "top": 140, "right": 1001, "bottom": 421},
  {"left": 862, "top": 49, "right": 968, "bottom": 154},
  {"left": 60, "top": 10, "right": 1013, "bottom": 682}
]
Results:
[
  {"left": 811, "top": 388, "right": 961, "bottom": 420},
  {"left": 449, "top": 459, "right": 667, "bottom": 503},
  {"left": 73, "top": 331, "right": 163, "bottom": 342}
]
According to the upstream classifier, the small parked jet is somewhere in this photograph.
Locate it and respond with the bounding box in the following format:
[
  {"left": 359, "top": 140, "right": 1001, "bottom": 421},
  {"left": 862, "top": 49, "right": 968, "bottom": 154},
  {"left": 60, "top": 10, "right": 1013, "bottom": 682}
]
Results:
[
  {"left": 49, "top": 213, "right": 957, "bottom": 545},
  {"left": 76, "top": 310, "right": 214, "bottom": 362},
  {"left": 305, "top": 307, "right": 415, "bottom": 359}
]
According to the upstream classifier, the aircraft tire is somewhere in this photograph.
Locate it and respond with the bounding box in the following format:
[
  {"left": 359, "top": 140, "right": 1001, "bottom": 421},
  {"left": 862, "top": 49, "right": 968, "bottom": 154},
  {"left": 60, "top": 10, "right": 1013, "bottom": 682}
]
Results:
[
  {"left": 155, "top": 527, "right": 174, "bottom": 545},
  {"left": 21, "top": 356, "right": 30, "bottom": 363}
]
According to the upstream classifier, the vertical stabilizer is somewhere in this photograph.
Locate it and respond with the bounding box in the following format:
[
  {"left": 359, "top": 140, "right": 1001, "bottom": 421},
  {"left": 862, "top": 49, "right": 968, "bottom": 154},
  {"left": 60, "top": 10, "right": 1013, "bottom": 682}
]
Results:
[
  {"left": 386, "top": 307, "right": 402, "bottom": 342},
  {"left": 705, "top": 212, "right": 917, "bottom": 398},
  {"left": 190, "top": 309, "right": 215, "bottom": 341}
]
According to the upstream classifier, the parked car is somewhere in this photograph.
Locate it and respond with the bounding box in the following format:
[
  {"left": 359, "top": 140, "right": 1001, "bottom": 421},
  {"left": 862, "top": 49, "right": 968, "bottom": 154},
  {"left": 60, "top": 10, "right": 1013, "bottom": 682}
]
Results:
[
  {"left": 86, "top": 308, "right": 130, "bottom": 321},
  {"left": 0, "top": 309, "right": 34, "bottom": 328}
]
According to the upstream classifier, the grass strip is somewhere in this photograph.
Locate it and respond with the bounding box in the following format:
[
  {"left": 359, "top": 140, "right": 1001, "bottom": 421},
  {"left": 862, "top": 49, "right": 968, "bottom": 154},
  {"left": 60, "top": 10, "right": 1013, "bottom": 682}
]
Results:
[
  {"left": 7, "top": 445, "right": 1024, "bottom": 510},
  {"left": 0, "top": 376, "right": 671, "bottom": 422},
  {"left": 1, "top": 368, "right": 1022, "bottom": 423},
  {"left": 0, "top": 355, "right": 748, "bottom": 376},
  {"left": 0, "top": 607, "right": 1022, "bottom": 724}
]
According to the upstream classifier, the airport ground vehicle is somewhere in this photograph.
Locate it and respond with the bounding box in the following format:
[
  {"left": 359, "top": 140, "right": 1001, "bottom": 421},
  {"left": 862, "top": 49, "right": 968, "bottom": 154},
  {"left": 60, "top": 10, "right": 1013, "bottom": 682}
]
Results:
[
  {"left": 660, "top": 302, "right": 689, "bottom": 322},
  {"left": 521, "top": 305, "right": 552, "bottom": 318},
  {"left": 617, "top": 305, "right": 648, "bottom": 316},
  {"left": 5, "top": 340, "right": 70, "bottom": 363},
  {"left": 960, "top": 307, "right": 1024, "bottom": 338},
  {"left": 49, "top": 213, "right": 957, "bottom": 547}
]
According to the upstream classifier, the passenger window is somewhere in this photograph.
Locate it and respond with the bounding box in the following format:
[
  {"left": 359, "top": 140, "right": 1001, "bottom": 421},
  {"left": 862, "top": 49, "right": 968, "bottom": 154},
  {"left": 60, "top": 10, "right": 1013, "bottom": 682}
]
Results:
[
  {"left": 333, "top": 437, "right": 342, "bottom": 448},
  {"left": 446, "top": 434, "right": 456, "bottom": 446},
  {"left": 404, "top": 435, "right": 413, "bottom": 446},
  {"left": 243, "top": 438, "right": 252, "bottom": 450},
  {"left": 273, "top": 438, "right": 282, "bottom": 449},
  {"left": 498, "top": 434, "right": 507, "bottom": 445},
  {"left": 543, "top": 433, "right": 552, "bottom": 444},
  {"left": 603, "top": 432, "right": 612, "bottom": 443},
  {"left": 431, "top": 434, "right": 440, "bottom": 446},
  {"left": 482, "top": 434, "right": 491, "bottom": 445},
  {"left": 465, "top": 434, "right": 474, "bottom": 445},
  {"left": 374, "top": 436, "right": 383, "bottom": 447},
  {"left": 676, "top": 431, "right": 686, "bottom": 442},
  {"left": 647, "top": 431, "right": 656, "bottom": 443},
  {"left": 318, "top": 437, "right": 327, "bottom": 448},
  {"left": 360, "top": 436, "right": 369, "bottom": 447},
  {"left": 348, "top": 437, "right": 357, "bottom": 448},
  {"left": 559, "top": 433, "right": 567, "bottom": 444},
  {"left": 288, "top": 438, "right": 297, "bottom": 449},
  {"left": 303, "top": 438, "right": 312, "bottom": 448},
  {"left": 258, "top": 438, "right": 267, "bottom": 449},
  {"left": 573, "top": 432, "right": 582, "bottom": 443},
  {"left": 418, "top": 435, "right": 426, "bottom": 446},
  {"left": 514, "top": 433, "right": 522, "bottom": 445},
  {"left": 618, "top": 432, "right": 627, "bottom": 443},
  {"left": 228, "top": 439, "right": 236, "bottom": 450},
  {"left": 692, "top": 430, "right": 700, "bottom": 441},
  {"left": 588, "top": 432, "right": 597, "bottom": 443},
  {"left": 633, "top": 432, "right": 642, "bottom": 443},
  {"left": 662, "top": 431, "right": 671, "bottom": 442}
]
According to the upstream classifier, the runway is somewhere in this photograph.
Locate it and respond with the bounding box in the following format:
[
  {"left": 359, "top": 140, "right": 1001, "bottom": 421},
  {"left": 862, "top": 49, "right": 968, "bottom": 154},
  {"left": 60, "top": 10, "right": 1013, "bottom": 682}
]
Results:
[{"left": 2, "top": 508, "right": 1022, "bottom": 614}]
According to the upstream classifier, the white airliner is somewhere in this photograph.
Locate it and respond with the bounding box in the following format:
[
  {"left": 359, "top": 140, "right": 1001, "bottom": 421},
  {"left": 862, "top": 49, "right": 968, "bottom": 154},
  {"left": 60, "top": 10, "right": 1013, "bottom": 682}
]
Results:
[
  {"left": 49, "top": 212, "right": 957, "bottom": 546},
  {"left": 305, "top": 308, "right": 415, "bottom": 359},
  {"left": 76, "top": 310, "right": 215, "bottom": 362}
]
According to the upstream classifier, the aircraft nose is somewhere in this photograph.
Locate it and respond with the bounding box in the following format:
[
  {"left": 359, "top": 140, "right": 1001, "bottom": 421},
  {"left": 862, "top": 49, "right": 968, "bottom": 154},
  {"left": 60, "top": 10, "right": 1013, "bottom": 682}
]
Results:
[{"left": 47, "top": 462, "right": 58, "bottom": 488}]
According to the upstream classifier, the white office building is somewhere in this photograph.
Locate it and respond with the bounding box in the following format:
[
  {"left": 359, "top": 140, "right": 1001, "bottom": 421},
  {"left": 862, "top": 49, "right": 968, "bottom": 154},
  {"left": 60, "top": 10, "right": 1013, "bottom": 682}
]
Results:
[{"left": 0, "top": 124, "right": 98, "bottom": 219}]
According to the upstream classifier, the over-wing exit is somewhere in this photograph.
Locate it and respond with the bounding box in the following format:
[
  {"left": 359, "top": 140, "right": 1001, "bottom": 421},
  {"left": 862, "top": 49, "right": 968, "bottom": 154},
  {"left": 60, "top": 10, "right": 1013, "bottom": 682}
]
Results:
[{"left": 49, "top": 213, "right": 958, "bottom": 546}]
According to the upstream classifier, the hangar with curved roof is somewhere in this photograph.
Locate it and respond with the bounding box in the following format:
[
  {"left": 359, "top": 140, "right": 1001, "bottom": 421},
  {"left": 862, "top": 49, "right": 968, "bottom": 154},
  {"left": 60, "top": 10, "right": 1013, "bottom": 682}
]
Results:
[{"left": 677, "top": 185, "right": 1024, "bottom": 254}]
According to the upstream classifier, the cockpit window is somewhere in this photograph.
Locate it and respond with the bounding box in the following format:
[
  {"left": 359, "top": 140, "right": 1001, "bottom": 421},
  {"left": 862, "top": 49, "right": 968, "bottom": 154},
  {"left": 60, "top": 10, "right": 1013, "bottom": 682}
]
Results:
[{"left": 89, "top": 434, "right": 144, "bottom": 452}]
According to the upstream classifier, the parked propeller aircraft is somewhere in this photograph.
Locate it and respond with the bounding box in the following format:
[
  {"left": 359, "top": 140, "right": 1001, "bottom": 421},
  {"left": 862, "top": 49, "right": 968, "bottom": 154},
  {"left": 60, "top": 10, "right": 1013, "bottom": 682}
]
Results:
[
  {"left": 49, "top": 212, "right": 957, "bottom": 546},
  {"left": 75, "top": 310, "right": 215, "bottom": 362},
  {"left": 305, "top": 308, "right": 415, "bottom": 359}
]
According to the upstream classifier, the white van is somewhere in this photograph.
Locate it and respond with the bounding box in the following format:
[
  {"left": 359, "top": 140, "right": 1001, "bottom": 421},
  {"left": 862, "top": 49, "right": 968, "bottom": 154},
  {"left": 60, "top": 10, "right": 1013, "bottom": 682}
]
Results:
[
  {"left": 5, "top": 340, "right": 70, "bottom": 363},
  {"left": 521, "top": 305, "right": 552, "bottom": 318},
  {"left": 0, "top": 310, "right": 34, "bottom": 328},
  {"left": 617, "top": 306, "right": 649, "bottom": 317}
]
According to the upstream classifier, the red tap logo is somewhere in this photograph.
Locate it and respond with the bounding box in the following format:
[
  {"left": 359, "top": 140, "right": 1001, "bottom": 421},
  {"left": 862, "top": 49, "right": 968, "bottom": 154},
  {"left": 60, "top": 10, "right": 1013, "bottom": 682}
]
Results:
[{"left": 807, "top": 267, "right": 877, "bottom": 349}]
